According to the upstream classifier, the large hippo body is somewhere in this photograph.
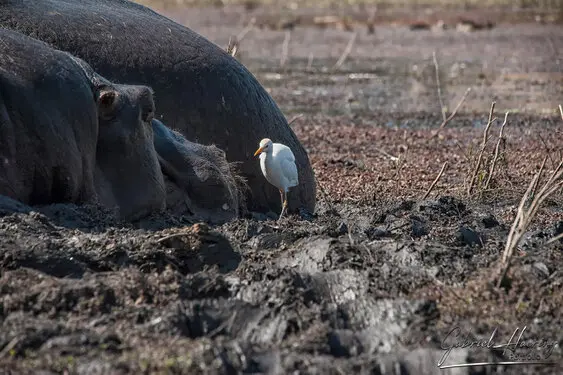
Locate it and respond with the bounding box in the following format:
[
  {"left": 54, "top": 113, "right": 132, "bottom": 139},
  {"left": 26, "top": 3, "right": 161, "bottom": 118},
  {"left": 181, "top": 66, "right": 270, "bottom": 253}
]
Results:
[
  {"left": 0, "top": 0, "right": 316, "bottom": 215},
  {"left": 0, "top": 28, "right": 167, "bottom": 221},
  {"left": 0, "top": 28, "right": 98, "bottom": 206}
]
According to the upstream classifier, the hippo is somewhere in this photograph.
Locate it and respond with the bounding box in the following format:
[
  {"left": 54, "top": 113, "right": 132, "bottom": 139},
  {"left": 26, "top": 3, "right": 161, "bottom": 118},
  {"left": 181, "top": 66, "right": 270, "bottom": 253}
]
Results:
[
  {"left": 0, "top": 0, "right": 316, "bottom": 216},
  {"left": 69, "top": 56, "right": 244, "bottom": 221},
  {"left": 92, "top": 82, "right": 167, "bottom": 220},
  {"left": 0, "top": 28, "right": 166, "bottom": 221},
  {"left": 152, "top": 118, "right": 244, "bottom": 222}
]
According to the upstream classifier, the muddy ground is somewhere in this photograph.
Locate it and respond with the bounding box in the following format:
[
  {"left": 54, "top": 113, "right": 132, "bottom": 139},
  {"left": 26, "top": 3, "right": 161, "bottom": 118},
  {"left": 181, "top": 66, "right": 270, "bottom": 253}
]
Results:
[{"left": 1, "top": 3, "right": 562, "bottom": 375}]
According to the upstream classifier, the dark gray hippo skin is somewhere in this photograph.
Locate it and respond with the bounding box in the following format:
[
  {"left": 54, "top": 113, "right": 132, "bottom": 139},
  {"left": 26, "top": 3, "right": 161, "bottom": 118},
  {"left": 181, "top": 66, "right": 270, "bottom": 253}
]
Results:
[
  {"left": 152, "top": 118, "right": 243, "bottom": 222},
  {"left": 0, "top": 0, "right": 316, "bottom": 215},
  {"left": 0, "top": 28, "right": 166, "bottom": 221},
  {"left": 92, "top": 82, "right": 167, "bottom": 221}
]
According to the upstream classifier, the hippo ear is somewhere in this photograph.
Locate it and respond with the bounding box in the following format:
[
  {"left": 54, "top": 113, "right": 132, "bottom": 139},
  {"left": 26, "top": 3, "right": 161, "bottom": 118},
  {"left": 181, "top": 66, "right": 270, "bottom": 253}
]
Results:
[{"left": 96, "top": 87, "right": 119, "bottom": 119}]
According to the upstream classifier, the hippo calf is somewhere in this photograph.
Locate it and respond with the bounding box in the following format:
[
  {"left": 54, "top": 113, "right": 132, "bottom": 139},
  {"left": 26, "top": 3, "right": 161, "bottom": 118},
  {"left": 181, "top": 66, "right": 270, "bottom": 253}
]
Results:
[{"left": 0, "top": 28, "right": 166, "bottom": 220}]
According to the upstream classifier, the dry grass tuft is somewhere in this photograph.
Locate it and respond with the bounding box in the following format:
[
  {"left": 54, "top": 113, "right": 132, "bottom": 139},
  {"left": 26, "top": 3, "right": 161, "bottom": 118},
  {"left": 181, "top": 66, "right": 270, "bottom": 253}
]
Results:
[
  {"left": 484, "top": 111, "right": 509, "bottom": 190},
  {"left": 467, "top": 101, "right": 496, "bottom": 195},
  {"left": 497, "top": 156, "right": 563, "bottom": 288},
  {"left": 465, "top": 102, "right": 511, "bottom": 197}
]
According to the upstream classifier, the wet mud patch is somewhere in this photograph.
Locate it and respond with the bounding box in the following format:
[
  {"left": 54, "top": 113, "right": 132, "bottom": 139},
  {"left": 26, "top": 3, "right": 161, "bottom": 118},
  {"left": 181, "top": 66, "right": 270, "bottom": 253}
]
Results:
[
  {"left": 0, "top": 207, "right": 241, "bottom": 280},
  {"left": 0, "top": 184, "right": 561, "bottom": 374}
]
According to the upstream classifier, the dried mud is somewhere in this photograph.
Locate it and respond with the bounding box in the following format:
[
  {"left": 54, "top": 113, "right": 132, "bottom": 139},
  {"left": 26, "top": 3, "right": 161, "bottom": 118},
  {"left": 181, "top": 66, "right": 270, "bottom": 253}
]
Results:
[{"left": 1, "top": 4, "right": 562, "bottom": 375}]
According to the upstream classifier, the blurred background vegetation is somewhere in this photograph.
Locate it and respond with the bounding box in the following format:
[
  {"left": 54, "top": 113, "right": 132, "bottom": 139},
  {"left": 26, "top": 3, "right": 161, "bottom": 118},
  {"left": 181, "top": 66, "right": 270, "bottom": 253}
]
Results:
[{"left": 134, "top": 0, "right": 563, "bottom": 9}]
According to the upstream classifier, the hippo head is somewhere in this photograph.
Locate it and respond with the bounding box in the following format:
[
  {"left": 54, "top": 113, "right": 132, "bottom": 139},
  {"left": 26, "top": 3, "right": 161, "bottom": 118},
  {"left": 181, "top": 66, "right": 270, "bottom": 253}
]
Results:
[{"left": 93, "top": 83, "right": 166, "bottom": 220}]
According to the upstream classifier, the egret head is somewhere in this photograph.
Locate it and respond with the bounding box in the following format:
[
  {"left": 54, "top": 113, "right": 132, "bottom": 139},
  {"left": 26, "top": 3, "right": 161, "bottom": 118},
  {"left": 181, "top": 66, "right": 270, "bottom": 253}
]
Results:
[{"left": 253, "top": 138, "right": 273, "bottom": 157}]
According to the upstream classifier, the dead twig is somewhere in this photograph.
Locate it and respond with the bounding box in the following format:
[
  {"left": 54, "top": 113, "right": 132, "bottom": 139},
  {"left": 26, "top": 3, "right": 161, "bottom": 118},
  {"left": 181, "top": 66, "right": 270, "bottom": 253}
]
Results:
[
  {"left": 529, "top": 158, "right": 546, "bottom": 198},
  {"left": 156, "top": 232, "right": 191, "bottom": 244},
  {"left": 0, "top": 336, "right": 20, "bottom": 358},
  {"left": 226, "top": 19, "right": 255, "bottom": 58},
  {"left": 333, "top": 31, "right": 357, "bottom": 70},
  {"left": 280, "top": 30, "right": 291, "bottom": 68},
  {"left": 484, "top": 111, "right": 509, "bottom": 190},
  {"left": 287, "top": 113, "right": 304, "bottom": 126},
  {"left": 439, "top": 88, "right": 472, "bottom": 129},
  {"left": 537, "top": 133, "right": 557, "bottom": 170},
  {"left": 430, "top": 87, "right": 472, "bottom": 139},
  {"left": 545, "top": 232, "right": 563, "bottom": 246},
  {"left": 559, "top": 104, "right": 563, "bottom": 121},
  {"left": 497, "top": 157, "right": 563, "bottom": 288},
  {"left": 237, "top": 18, "right": 255, "bottom": 42},
  {"left": 208, "top": 311, "right": 238, "bottom": 338},
  {"left": 502, "top": 157, "right": 546, "bottom": 265},
  {"left": 226, "top": 36, "right": 238, "bottom": 57},
  {"left": 392, "top": 146, "right": 409, "bottom": 181},
  {"left": 373, "top": 147, "right": 399, "bottom": 162},
  {"left": 429, "top": 88, "right": 472, "bottom": 140},
  {"left": 432, "top": 51, "right": 447, "bottom": 122},
  {"left": 307, "top": 52, "right": 314, "bottom": 70},
  {"left": 422, "top": 161, "right": 448, "bottom": 200},
  {"left": 467, "top": 101, "right": 496, "bottom": 196}
]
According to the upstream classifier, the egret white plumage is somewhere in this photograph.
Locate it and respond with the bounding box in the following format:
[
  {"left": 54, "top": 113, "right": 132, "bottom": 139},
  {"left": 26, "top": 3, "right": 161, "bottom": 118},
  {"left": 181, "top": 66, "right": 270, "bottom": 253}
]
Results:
[{"left": 254, "top": 138, "right": 299, "bottom": 221}]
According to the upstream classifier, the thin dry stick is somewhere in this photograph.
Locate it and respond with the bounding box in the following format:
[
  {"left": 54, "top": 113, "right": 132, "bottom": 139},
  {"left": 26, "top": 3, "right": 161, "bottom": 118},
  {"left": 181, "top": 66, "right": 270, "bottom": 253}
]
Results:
[
  {"left": 432, "top": 51, "right": 447, "bottom": 123},
  {"left": 0, "top": 336, "right": 20, "bottom": 358},
  {"left": 280, "top": 30, "right": 291, "bottom": 68},
  {"left": 484, "top": 111, "right": 509, "bottom": 190},
  {"left": 307, "top": 52, "right": 314, "bottom": 70},
  {"left": 528, "top": 157, "right": 547, "bottom": 200},
  {"left": 498, "top": 158, "right": 563, "bottom": 288},
  {"left": 437, "top": 88, "right": 472, "bottom": 129},
  {"left": 287, "top": 113, "right": 304, "bottom": 126},
  {"left": 537, "top": 133, "right": 557, "bottom": 169},
  {"left": 423, "top": 161, "right": 448, "bottom": 200},
  {"left": 503, "top": 159, "right": 562, "bottom": 258},
  {"left": 559, "top": 104, "right": 563, "bottom": 121},
  {"left": 236, "top": 19, "right": 255, "bottom": 42},
  {"left": 373, "top": 147, "right": 399, "bottom": 162},
  {"left": 156, "top": 231, "right": 193, "bottom": 243},
  {"left": 226, "top": 36, "right": 238, "bottom": 57},
  {"left": 333, "top": 31, "right": 358, "bottom": 70},
  {"left": 467, "top": 101, "right": 496, "bottom": 195},
  {"left": 501, "top": 158, "right": 546, "bottom": 264},
  {"left": 545, "top": 232, "right": 563, "bottom": 246}
]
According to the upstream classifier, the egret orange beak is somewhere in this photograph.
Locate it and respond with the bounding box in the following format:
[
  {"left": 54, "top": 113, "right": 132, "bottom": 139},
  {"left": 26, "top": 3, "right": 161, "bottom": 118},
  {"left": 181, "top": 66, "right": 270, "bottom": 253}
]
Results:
[{"left": 253, "top": 147, "right": 264, "bottom": 157}]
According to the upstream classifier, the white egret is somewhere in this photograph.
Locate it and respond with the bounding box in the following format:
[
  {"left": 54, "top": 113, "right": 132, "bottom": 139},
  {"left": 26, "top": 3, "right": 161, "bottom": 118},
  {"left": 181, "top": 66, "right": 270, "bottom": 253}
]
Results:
[{"left": 253, "top": 138, "right": 299, "bottom": 221}]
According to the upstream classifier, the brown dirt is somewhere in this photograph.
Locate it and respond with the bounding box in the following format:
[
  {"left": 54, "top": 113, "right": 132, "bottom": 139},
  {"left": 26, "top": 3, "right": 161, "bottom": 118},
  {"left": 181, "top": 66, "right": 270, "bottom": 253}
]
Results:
[{"left": 1, "top": 3, "right": 562, "bottom": 375}]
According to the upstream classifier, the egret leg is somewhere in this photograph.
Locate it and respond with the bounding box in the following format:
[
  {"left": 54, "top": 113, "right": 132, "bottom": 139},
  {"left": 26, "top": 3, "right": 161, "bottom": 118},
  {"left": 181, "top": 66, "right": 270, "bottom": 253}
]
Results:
[{"left": 278, "top": 190, "right": 288, "bottom": 221}]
